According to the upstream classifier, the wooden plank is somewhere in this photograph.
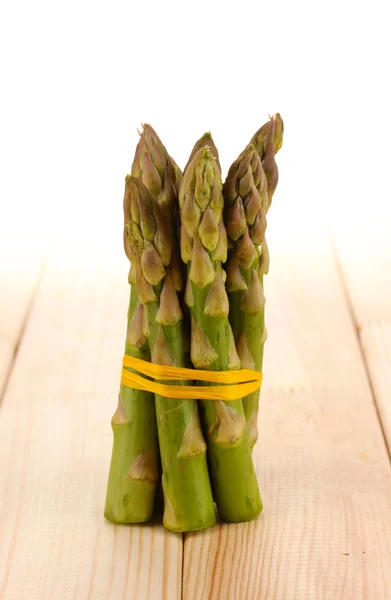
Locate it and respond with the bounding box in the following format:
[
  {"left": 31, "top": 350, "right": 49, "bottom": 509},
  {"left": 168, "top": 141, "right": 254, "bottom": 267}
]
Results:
[
  {"left": 0, "top": 223, "right": 46, "bottom": 398},
  {"left": 331, "top": 218, "right": 391, "bottom": 327},
  {"left": 332, "top": 219, "right": 391, "bottom": 451},
  {"left": 0, "top": 228, "right": 182, "bottom": 600},
  {"left": 359, "top": 325, "right": 391, "bottom": 453},
  {"left": 183, "top": 214, "right": 391, "bottom": 600}
]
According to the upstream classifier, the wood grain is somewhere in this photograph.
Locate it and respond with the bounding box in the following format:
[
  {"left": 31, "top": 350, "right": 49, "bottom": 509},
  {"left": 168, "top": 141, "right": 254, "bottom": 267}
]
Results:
[
  {"left": 0, "top": 224, "right": 47, "bottom": 399},
  {"left": 183, "top": 217, "right": 391, "bottom": 599},
  {"left": 0, "top": 229, "right": 182, "bottom": 600},
  {"left": 332, "top": 219, "right": 391, "bottom": 451},
  {"left": 2, "top": 210, "right": 391, "bottom": 599},
  {"left": 331, "top": 218, "right": 391, "bottom": 328},
  {"left": 359, "top": 325, "right": 391, "bottom": 450}
]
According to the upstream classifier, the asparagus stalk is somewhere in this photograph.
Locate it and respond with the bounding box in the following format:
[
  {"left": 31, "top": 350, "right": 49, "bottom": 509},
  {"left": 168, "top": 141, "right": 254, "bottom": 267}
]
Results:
[
  {"left": 125, "top": 176, "right": 216, "bottom": 532},
  {"left": 105, "top": 124, "right": 182, "bottom": 523},
  {"left": 250, "top": 112, "right": 284, "bottom": 158},
  {"left": 132, "top": 124, "right": 186, "bottom": 514},
  {"left": 131, "top": 123, "right": 181, "bottom": 212},
  {"left": 224, "top": 114, "right": 284, "bottom": 447},
  {"left": 104, "top": 221, "right": 158, "bottom": 523},
  {"left": 249, "top": 113, "right": 284, "bottom": 206},
  {"left": 184, "top": 131, "right": 221, "bottom": 173},
  {"left": 180, "top": 146, "right": 262, "bottom": 522},
  {"left": 132, "top": 124, "right": 185, "bottom": 291},
  {"left": 223, "top": 145, "right": 268, "bottom": 448}
]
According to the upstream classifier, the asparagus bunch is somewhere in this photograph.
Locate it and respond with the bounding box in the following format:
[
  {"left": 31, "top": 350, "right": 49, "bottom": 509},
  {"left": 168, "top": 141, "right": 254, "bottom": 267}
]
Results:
[
  {"left": 180, "top": 147, "right": 262, "bottom": 522},
  {"left": 105, "top": 115, "right": 283, "bottom": 531},
  {"left": 124, "top": 176, "right": 215, "bottom": 532},
  {"left": 223, "top": 114, "right": 284, "bottom": 447}
]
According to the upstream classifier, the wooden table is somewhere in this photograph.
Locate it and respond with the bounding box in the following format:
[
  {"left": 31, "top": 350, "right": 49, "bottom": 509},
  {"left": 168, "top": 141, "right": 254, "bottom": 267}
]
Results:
[{"left": 1, "top": 204, "right": 391, "bottom": 599}]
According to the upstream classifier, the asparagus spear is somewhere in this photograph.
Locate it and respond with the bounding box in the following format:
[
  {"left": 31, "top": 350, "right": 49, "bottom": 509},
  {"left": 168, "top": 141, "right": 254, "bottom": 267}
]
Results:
[
  {"left": 132, "top": 124, "right": 186, "bottom": 514},
  {"left": 184, "top": 132, "right": 221, "bottom": 173},
  {"left": 131, "top": 123, "right": 180, "bottom": 212},
  {"left": 104, "top": 214, "right": 158, "bottom": 524},
  {"left": 125, "top": 176, "right": 216, "bottom": 532},
  {"left": 224, "top": 115, "right": 284, "bottom": 447},
  {"left": 132, "top": 124, "right": 185, "bottom": 291},
  {"left": 180, "top": 146, "right": 262, "bottom": 522},
  {"left": 223, "top": 145, "right": 268, "bottom": 448},
  {"left": 105, "top": 125, "right": 181, "bottom": 523},
  {"left": 250, "top": 112, "right": 284, "bottom": 158},
  {"left": 249, "top": 113, "right": 284, "bottom": 205}
]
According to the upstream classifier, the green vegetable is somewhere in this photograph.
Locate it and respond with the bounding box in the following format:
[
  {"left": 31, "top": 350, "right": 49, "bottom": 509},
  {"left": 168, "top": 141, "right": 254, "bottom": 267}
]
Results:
[
  {"left": 105, "top": 124, "right": 182, "bottom": 523},
  {"left": 124, "top": 176, "right": 216, "bottom": 532},
  {"left": 223, "top": 114, "right": 284, "bottom": 446},
  {"left": 104, "top": 269, "right": 158, "bottom": 523},
  {"left": 180, "top": 146, "right": 262, "bottom": 522}
]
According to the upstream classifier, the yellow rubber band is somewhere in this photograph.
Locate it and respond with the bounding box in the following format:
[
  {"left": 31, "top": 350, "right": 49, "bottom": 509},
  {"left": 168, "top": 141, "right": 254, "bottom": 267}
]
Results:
[{"left": 121, "top": 354, "right": 262, "bottom": 401}]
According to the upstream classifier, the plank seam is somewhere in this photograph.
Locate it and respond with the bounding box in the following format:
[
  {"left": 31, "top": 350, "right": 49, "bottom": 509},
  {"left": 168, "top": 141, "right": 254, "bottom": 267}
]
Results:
[
  {"left": 0, "top": 251, "right": 49, "bottom": 407},
  {"left": 181, "top": 533, "right": 184, "bottom": 600},
  {"left": 329, "top": 232, "right": 391, "bottom": 462}
]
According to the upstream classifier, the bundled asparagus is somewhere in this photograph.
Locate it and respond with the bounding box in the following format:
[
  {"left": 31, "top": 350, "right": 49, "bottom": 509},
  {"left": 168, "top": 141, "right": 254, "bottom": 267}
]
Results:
[
  {"left": 179, "top": 147, "right": 262, "bottom": 522},
  {"left": 105, "top": 125, "right": 182, "bottom": 523},
  {"left": 124, "top": 176, "right": 215, "bottom": 532},
  {"left": 105, "top": 115, "right": 283, "bottom": 531}
]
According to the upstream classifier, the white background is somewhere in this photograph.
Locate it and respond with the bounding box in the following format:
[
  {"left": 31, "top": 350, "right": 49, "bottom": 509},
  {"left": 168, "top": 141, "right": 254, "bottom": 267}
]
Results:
[{"left": 1, "top": 0, "right": 390, "bottom": 250}]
